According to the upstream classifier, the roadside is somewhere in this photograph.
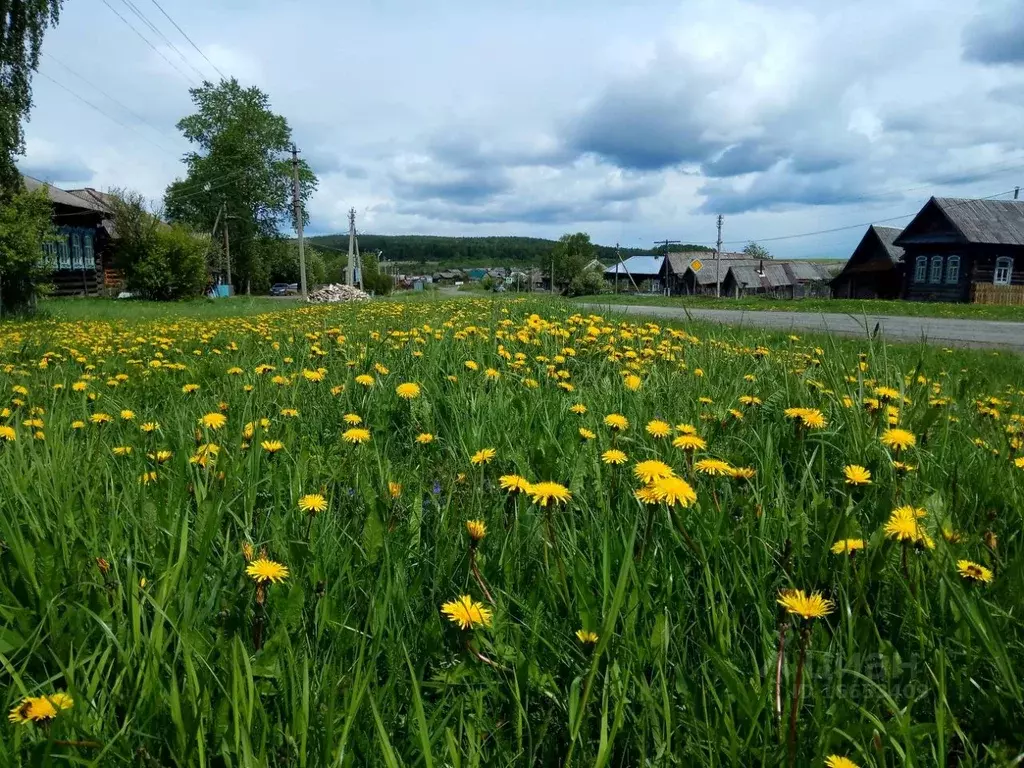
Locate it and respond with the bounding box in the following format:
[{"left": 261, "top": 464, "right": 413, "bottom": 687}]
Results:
[
  {"left": 571, "top": 293, "right": 1024, "bottom": 323},
  {"left": 576, "top": 300, "right": 1024, "bottom": 351}
]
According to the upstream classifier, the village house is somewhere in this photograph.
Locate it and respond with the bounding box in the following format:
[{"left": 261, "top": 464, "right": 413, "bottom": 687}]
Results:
[
  {"left": 665, "top": 251, "right": 748, "bottom": 295},
  {"left": 603, "top": 255, "right": 667, "bottom": 292},
  {"left": 830, "top": 225, "right": 905, "bottom": 299},
  {"left": 896, "top": 197, "right": 1024, "bottom": 304},
  {"left": 721, "top": 260, "right": 834, "bottom": 299},
  {"left": 23, "top": 176, "right": 117, "bottom": 296}
]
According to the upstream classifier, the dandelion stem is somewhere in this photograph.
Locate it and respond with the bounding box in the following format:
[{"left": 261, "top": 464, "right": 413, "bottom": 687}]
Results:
[
  {"left": 774, "top": 622, "right": 787, "bottom": 725},
  {"left": 787, "top": 625, "right": 810, "bottom": 765},
  {"left": 470, "top": 549, "right": 495, "bottom": 604}
]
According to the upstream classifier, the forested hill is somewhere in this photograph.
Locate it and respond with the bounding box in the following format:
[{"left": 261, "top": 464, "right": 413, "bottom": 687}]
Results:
[{"left": 304, "top": 234, "right": 713, "bottom": 267}]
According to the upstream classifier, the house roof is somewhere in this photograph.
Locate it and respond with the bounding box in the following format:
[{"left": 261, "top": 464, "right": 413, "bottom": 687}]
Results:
[
  {"left": 871, "top": 225, "right": 905, "bottom": 261},
  {"left": 604, "top": 255, "right": 665, "bottom": 276},
  {"left": 729, "top": 261, "right": 833, "bottom": 289},
  {"left": 896, "top": 197, "right": 1024, "bottom": 246},
  {"left": 690, "top": 258, "right": 760, "bottom": 284},
  {"left": 23, "top": 176, "right": 111, "bottom": 213},
  {"left": 666, "top": 250, "right": 745, "bottom": 275}
]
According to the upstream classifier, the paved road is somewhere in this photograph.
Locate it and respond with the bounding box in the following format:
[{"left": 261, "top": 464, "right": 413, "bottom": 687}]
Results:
[{"left": 577, "top": 302, "right": 1024, "bottom": 351}]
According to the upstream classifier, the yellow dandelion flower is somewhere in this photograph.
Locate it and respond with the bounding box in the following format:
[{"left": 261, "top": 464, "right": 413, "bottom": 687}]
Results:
[
  {"left": 646, "top": 419, "right": 671, "bottom": 438},
  {"left": 633, "top": 460, "right": 674, "bottom": 484},
  {"left": 824, "top": 757, "right": 860, "bottom": 768},
  {"left": 182, "top": 383, "right": 200, "bottom": 394},
  {"left": 396, "top": 382, "right": 421, "bottom": 399},
  {"left": 881, "top": 428, "right": 916, "bottom": 451},
  {"left": 777, "top": 589, "right": 834, "bottom": 620},
  {"left": 120, "top": 409, "right": 135, "bottom": 420},
  {"left": 0, "top": 425, "right": 15, "bottom": 442},
  {"left": 90, "top": 413, "right": 112, "bottom": 424},
  {"left": 831, "top": 539, "right": 865, "bottom": 555},
  {"left": 200, "top": 412, "right": 227, "bottom": 430},
  {"left": 466, "top": 519, "right": 487, "bottom": 542},
  {"left": 355, "top": 374, "right": 375, "bottom": 387},
  {"left": 576, "top": 629, "right": 599, "bottom": 644},
  {"left": 672, "top": 434, "right": 707, "bottom": 452},
  {"left": 470, "top": 447, "right": 496, "bottom": 465},
  {"left": 694, "top": 458, "right": 733, "bottom": 476},
  {"left": 299, "top": 493, "right": 328, "bottom": 514},
  {"left": 843, "top": 465, "right": 872, "bottom": 485},
  {"left": 261, "top": 440, "right": 284, "bottom": 454},
  {"left": 634, "top": 484, "right": 661, "bottom": 504},
  {"left": 570, "top": 403, "right": 587, "bottom": 415},
  {"left": 140, "top": 421, "right": 160, "bottom": 433},
  {"left": 342, "top": 427, "right": 371, "bottom": 444},
  {"left": 528, "top": 481, "right": 572, "bottom": 506},
  {"left": 650, "top": 475, "right": 697, "bottom": 507},
  {"left": 343, "top": 413, "right": 363, "bottom": 425},
  {"left": 604, "top": 413, "right": 629, "bottom": 430},
  {"left": 112, "top": 446, "right": 132, "bottom": 456},
  {"left": 415, "top": 432, "right": 434, "bottom": 444},
  {"left": 302, "top": 368, "right": 325, "bottom": 382},
  {"left": 624, "top": 374, "right": 642, "bottom": 391},
  {"left": 388, "top": 481, "right": 402, "bottom": 499},
  {"left": 441, "top": 594, "right": 492, "bottom": 629},
  {"left": 246, "top": 558, "right": 289, "bottom": 584},
  {"left": 499, "top": 474, "right": 532, "bottom": 493},
  {"left": 8, "top": 692, "right": 73, "bottom": 725},
  {"left": 956, "top": 560, "right": 993, "bottom": 584},
  {"left": 601, "top": 449, "right": 628, "bottom": 465},
  {"left": 578, "top": 427, "right": 596, "bottom": 440}
]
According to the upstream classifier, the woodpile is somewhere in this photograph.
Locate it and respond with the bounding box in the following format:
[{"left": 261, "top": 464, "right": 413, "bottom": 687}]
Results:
[{"left": 306, "top": 284, "right": 371, "bottom": 303}]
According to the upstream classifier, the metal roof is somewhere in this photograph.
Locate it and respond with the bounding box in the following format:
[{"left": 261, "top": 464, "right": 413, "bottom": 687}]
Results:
[
  {"left": 605, "top": 255, "right": 665, "bottom": 276},
  {"left": 23, "top": 176, "right": 111, "bottom": 213}
]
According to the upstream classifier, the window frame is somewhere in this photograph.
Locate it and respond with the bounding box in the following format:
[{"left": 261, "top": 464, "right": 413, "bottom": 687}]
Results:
[
  {"left": 945, "top": 255, "right": 960, "bottom": 284},
  {"left": 70, "top": 230, "right": 83, "bottom": 270},
  {"left": 994, "top": 256, "right": 1013, "bottom": 286},
  {"left": 929, "top": 255, "right": 944, "bottom": 284},
  {"left": 914, "top": 255, "right": 927, "bottom": 283},
  {"left": 83, "top": 231, "right": 95, "bottom": 269},
  {"left": 57, "top": 229, "right": 71, "bottom": 270}
]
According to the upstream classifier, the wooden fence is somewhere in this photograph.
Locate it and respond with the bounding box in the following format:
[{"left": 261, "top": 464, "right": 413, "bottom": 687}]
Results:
[{"left": 972, "top": 283, "right": 1024, "bottom": 306}]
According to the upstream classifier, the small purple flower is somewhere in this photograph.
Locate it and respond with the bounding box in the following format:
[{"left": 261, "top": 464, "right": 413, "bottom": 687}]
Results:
[{"left": 432, "top": 480, "right": 442, "bottom": 495}]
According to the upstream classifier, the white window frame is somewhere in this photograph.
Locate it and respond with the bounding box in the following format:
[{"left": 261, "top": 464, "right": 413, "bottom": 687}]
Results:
[
  {"left": 914, "top": 255, "right": 927, "bottom": 283},
  {"left": 70, "top": 231, "right": 83, "bottom": 270},
  {"left": 83, "top": 231, "right": 95, "bottom": 269},
  {"left": 994, "top": 256, "right": 1013, "bottom": 286},
  {"left": 929, "top": 255, "right": 943, "bottom": 284},
  {"left": 57, "top": 230, "right": 71, "bottom": 270},
  {"left": 945, "top": 255, "right": 960, "bottom": 284}
]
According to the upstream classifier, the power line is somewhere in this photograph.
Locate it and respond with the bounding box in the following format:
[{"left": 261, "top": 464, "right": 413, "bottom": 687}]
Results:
[
  {"left": 148, "top": 0, "right": 227, "bottom": 80},
  {"left": 35, "top": 70, "right": 178, "bottom": 156},
  {"left": 119, "top": 0, "right": 208, "bottom": 82},
  {"left": 100, "top": 0, "right": 197, "bottom": 86},
  {"left": 41, "top": 52, "right": 179, "bottom": 145}
]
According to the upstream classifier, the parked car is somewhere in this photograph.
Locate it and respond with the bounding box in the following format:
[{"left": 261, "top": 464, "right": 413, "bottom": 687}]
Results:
[{"left": 270, "top": 283, "right": 299, "bottom": 296}]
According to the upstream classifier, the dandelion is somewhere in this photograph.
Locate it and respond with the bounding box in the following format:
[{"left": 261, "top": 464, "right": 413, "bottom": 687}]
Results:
[
  {"left": 576, "top": 629, "right": 599, "bottom": 645},
  {"left": 646, "top": 419, "right": 671, "bottom": 438},
  {"left": 604, "top": 413, "right": 629, "bottom": 431},
  {"left": 139, "top": 471, "right": 158, "bottom": 484},
  {"left": 261, "top": 439, "right": 284, "bottom": 454},
  {"left": 881, "top": 427, "right": 916, "bottom": 451},
  {"left": 694, "top": 458, "right": 733, "bottom": 476},
  {"left": 601, "top": 449, "right": 628, "bottom": 465},
  {"left": 389, "top": 482, "right": 402, "bottom": 499},
  {"left": 355, "top": 374, "right": 375, "bottom": 387},
  {"left": 342, "top": 427, "right": 371, "bottom": 444},
  {"left": 633, "top": 460, "right": 674, "bottom": 484},
  {"left": 499, "top": 474, "right": 532, "bottom": 493},
  {"left": 299, "top": 494, "right": 328, "bottom": 514},
  {"left": 343, "top": 413, "right": 362, "bottom": 425},
  {"left": 246, "top": 558, "right": 289, "bottom": 584},
  {"left": 843, "top": 465, "right": 872, "bottom": 485},
  {"left": 90, "top": 413, "right": 112, "bottom": 424},
  {"left": 302, "top": 369, "right": 325, "bottom": 382},
  {"left": 578, "top": 427, "right": 596, "bottom": 440},
  {"left": 112, "top": 446, "right": 132, "bottom": 456},
  {"left": 416, "top": 432, "right": 434, "bottom": 444},
  {"left": 528, "top": 481, "right": 572, "bottom": 506},
  {"left": 149, "top": 450, "right": 173, "bottom": 463},
  {"left": 0, "top": 426, "right": 15, "bottom": 442},
  {"left": 570, "top": 403, "right": 587, "bottom": 415},
  {"left": 466, "top": 519, "right": 487, "bottom": 542},
  {"left": 200, "top": 412, "right": 227, "bottom": 430},
  {"left": 182, "top": 383, "right": 200, "bottom": 394},
  {"left": 141, "top": 421, "right": 160, "bottom": 433},
  {"left": 470, "top": 447, "right": 496, "bottom": 465},
  {"left": 441, "top": 595, "right": 492, "bottom": 630},
  {"left": 396, "top": 382, "right": 421, "bottom": 399},
  {"left": 8, "top": 693, "right": 73, "bottom": 725},
  {"left": 777, "top": 589, "right": 834, "bottom": 620},
  {"left": 279, "top": 408, "right": 299, "bottom": 418},
  {"left": 634, "top": 484, "right": 661, "bottom": 504},
  {"left": 673, "top": 434, "right": 707, "bottom": 452},
  {"left": 824, "top": 757, "right": 860, "bottom": 768},
  {"left": 650, "top": 475, "right": 697, "bottom": 507},
  {"left": 624, "top": 374, "right": 642, "bottom": 391},
  {"left": 831, "top": 539, "right": 865, "bottom": 555},
  {"left": 956, "top": 559, "right": 993, "bottom": 584},
  {"left": 120, "top": 409, "right": 135, "bottom": 420}
]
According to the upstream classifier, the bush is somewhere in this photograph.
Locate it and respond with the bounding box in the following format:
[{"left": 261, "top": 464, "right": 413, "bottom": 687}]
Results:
[
  {"left": 568, "top": 267, "right": 607, "bottom": 297},
  {"left": 110, "top": 190, "right": 208, "bottom": 300},
  {"left": 0, "top": 186, "right": 54, "bottom": 313}
]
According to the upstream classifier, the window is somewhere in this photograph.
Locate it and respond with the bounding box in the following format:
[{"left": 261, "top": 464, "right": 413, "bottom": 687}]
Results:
[
  {"left": 914, "top": 255, "right": 927, "bottom": 283},
  {"left": 70, "top": 231, "right": 83, "bottom": 269},
  {"left": 929, "top": 255, "right": 943, "bottom": 283},
  {"left": 945, "top": 255, "right": 960, "bottom": 284},
  {"left": 83, "top": 231, "right": 95, "bottom": 269},
  {"left": 57, "top": 230, "right": 71, "bottom": 270},
  {"left": 41, "top": 241, "right": 57, "bottom": 270},
  {"left": 994, "top": 256, "right": 1013, "bottom": 286}
]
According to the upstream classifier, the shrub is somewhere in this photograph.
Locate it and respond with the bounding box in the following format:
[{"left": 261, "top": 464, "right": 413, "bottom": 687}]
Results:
[
  {"left": 0, "top": 186, "right": 54, "bottom": 313},
  {"left": 568, "top": 266, "right": 607, "bottom": 297}
]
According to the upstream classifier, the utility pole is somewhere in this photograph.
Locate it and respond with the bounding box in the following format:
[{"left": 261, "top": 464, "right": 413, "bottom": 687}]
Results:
[
  {"left": 715, "top": 214, "right": 724, "bottom": 298},
  {"left": 346, "top": 208, "right": 357, "bottom": 287},
  {"left": 614, "top": 242, "right": 620, "bottom": 294},
  {"left": 551, "top": 255, "right": 556, "bottom": 295},
  {"left": 223, "top": 215, "right": 231, "bottom": 293},
  {"left": 1015, "top": 186, "right": 1020, "bottom": 200},
  {"left": 291, "top": 144, "right": 308, "bottom": 300},
  {"left": 653, "top": 239, "right": 680, "bottom": 295}
]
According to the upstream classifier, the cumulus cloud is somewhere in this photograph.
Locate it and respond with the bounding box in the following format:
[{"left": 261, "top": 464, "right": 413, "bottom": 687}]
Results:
[{"left": 963, "top": 1, "right": 1024, "bottom": 64}]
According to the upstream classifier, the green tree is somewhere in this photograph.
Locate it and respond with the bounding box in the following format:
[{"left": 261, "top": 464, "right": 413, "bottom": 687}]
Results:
[
  {"left": 108, "top": 190, "right": 209, "bottom": 301},
  {"left": 164, "top": 79, "right": 316, "bottom": 293},
  {"left": 0, "top": 1, "right": 63, "bottom": 194},
  {"left": 0, "top": 185, "right": 54, "bottom": 313},
  {"left": 743, "top": 242, "right": 773, "bottom": 260},
  {"left": 568, "top": 265, "right": 607, "bottom": 297},
  {"left": 550, "top": 232, "right": 595, "bottom": 293}
]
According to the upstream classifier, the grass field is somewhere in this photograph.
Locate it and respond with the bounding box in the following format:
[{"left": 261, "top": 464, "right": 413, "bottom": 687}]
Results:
[
  {"left": 575, "top": 293, "right": 1024, "bottom": 322},
  {"left": 2, "top": 297, "right": 1023, "bottom": 766}
]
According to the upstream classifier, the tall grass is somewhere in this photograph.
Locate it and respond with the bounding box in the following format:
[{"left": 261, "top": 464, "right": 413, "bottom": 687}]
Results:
[{"left": 1, "top": 297, "right": 1022, "bottom": 766}]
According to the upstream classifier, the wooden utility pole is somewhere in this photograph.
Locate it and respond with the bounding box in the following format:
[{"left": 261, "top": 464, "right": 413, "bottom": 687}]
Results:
[
  {"left": 346, "top": 208, "right": 357, "bottom": 287},
  {"left": 291, "top": 144, "right": 308, "bottom": 300},
  {"left": 614, "top": 242, "right": 620, "bottom": 294},
  {"left": 551, "top": 255, "right": 556, "bottom": 295},
  {"left": 223, "top": 216, "right": 231, "bottom": 293},
  {"left": 715, "top": 214, "right": 724, "bottom": 298}
]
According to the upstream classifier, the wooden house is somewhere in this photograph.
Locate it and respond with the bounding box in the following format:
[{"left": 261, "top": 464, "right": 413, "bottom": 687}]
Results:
[
  {"left": 721, "top": 261, "right": 834, "bottom": 299},
  {"left": 896, "top": 197, "right": 1024, "bottom": 304},
  {"left": 23, "top": 176, "right": 117, "bottom": 296},
  {"left": 831, "top": 225, "right": 905, "bottom": 299},
  {"left": 603, "top": 255, "right": 667, "bottom": 292},
  {"left": 665, "top": 251, "right": 748, "bottom": 295}
]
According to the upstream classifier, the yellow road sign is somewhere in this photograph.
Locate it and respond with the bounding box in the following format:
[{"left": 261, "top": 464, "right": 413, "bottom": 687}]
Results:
[{"left": 690, "top": 259, "right": 704, "bottom": 273}]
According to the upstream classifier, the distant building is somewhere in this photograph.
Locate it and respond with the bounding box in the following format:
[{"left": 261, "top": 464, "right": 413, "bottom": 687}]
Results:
[
  {"left": 23, "top": 176, "right": 117, "bottom": 296},
  {"left": 721, "top": 261, "right": 833, "bottom": 299},
  {"left": 604, "top": 255, "right": 667, "bottom": 292},
  {"left": 831, "top": 225, "right": 905, "bottom": 299},
  {"left": 897, "top": 197, "right": 1024, "bottom": 304},
  {"left": 665, "top": 251, "right": 749, "bottom": 295}
]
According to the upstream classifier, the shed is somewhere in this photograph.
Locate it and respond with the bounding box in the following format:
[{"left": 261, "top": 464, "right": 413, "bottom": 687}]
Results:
[
  {"left": 831, "top": 225, "right": 905, "bottom": 299},
  {"left": 604, "top": 255, "right": 667, "bottom": 292}
]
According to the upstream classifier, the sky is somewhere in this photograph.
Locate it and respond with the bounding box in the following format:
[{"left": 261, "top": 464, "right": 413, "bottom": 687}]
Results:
[{"left": 18, "top": 0, "right": 1024, "bottom": 258}]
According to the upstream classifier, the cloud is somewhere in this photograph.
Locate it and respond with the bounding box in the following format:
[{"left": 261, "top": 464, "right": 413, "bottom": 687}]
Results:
[
  {"left": 17, "top": 138, "right": 94, "bottom": 185},
  {"left": 963, "top": 1, "right": 1024, "bottom": 64}
]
